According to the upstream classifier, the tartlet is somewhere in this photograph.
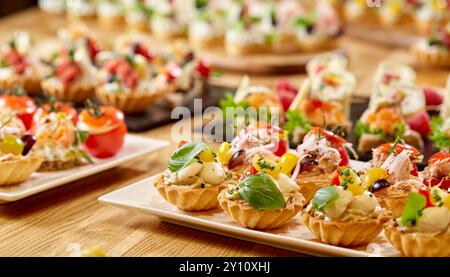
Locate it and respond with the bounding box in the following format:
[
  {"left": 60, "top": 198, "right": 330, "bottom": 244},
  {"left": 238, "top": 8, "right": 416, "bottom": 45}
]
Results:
[
  {"left": 0, "top": 112, "right": 42, "bottom": 185},
  {"left": 363, "top": 142, "right": 423, "bottom": 217},
  {"left": 293, "top": 128, "right": 353, "bottom": 203},
  {"left": 41, "top": 47, "right": 99, "bottom": 103},
  {"left": 97, "top": 0, "right": 124, "bottom": 25},
  {"left": 411, "top": 23, "right": 450, "bottom": 68},
  {"left": 154, "top": 141, "right": 230, "bottom": 211},
  {"left": 95, "top": 51, "right": 169, "bottom": 114},
  {"left": 302, "top": 167, "right": 390, "bottom": 247},
  {"left": 384, "top": 191, "right": 450, "bottom": 257},
  {"left": 0, "top": 32, "right": 41, "bottom": 95},
  {"left": 220, "top": 172, "right": 305, "bottom": 230}
]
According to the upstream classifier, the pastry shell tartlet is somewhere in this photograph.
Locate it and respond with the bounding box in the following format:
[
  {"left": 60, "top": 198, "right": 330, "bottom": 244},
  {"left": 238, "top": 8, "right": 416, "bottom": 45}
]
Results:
[
  {"left": 296, "top": 172, "right": 334, "bottom": 204},
  {"left": 154, "top": 174, "right": 222, "bottom": 211},
  {"left": 219, "top": 189, "right": 304, "bottom": 230},
  {"left": 302, "top": 211, "right": 390, "bottom": 247},
  {"left": 96, "top": 86, "right": 166, "bottom": 114},
  {"left": 384, "top": 221, "right": 450, "bottom": 257},
  {"left": 411, "top": 44, "right": 450, "bottom": 68},
  {"left": 0, "top": 74, "right": 41, "bottom": 96},
  {"left": 0, "top": 155, "right": 42, "bottom": 186},
  {"left": 42, "top": 81, "right": 96, "bottom": 103}
]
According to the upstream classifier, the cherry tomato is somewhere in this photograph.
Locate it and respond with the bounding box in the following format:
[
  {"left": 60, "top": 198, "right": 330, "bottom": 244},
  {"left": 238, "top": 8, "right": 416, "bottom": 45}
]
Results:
[
  {"left": 425, "top": 177, "right": 450, "bottom": 190},
  {"left": 377, "top": 143, "right": 421, "bottom": 159},
  {"left": 411, "top": 163, "right": 419, "bottom": 177},
  {"left": 423, "top": 87, "right": 443, "bottom": 107},
  {"left": 310, "top": 127, "right": 346, "bottom": 145},
  {"left": 419, "top": 189, "right": 434, "bottom": 208},
  {"left": 33, "top": 101, "right": 78, "bottom": 126},
  {"left": 0, "top": 95, "right": 36, "bottom": 130},
  {"left": 250, "top": 165, "right": 258, "bottom": 175},
  {"left": 274, "top": 139, "right": 288, "bottom": 157},
  {"left": 165, "top": 62, "right": 182, "bottom": 82},
  {"left": 276, "top": 80, "right": 298, "bottom": 112},
  {"left": 196, "top": 60, "right": 211, "bottom": 78},
  {"left": 78, "top": 106, "right": 127, "bottom": 158},
  {"left": 55, "top": 61, "right": 81, "bottom": 86},
  {"left": 428, "top": 152, "right": 450, "bottom": 165},
  {"left": 337, "top": 145, "right": 349, "bottom": 166},
  {"left": 406, "top": 111, "right": 431, "bottom": 138},
  {"left": 177, "top": 140, "right": 188, "bottom": 148},
  {"left": 331, "top": 169, "right": 340, "bottom": 186}
]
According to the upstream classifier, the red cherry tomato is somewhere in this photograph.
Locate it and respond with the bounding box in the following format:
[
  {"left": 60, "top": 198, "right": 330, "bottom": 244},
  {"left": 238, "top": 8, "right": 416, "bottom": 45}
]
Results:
[
  {"left": 250, "top": 165, "right": 258, "bottom": 175},
  {"left": 196, "top": 60, "right": 211, "bottom": 78},
  {"left": 165, "top": 62, "right": 182, "bottom": 82},
  {"left": 377, "top": 143, "right": 421, "bottom": 159},
  {"left": 177, "top": 140, "right": 188, "bottom": 148},
  {"left": 423, "top": 87, "right": 444, "bottom": 107},
  {"left": 274, "top": 139, "right": 288, "bottom": 157},
  {"left": 78, "top": 106, "right": 127, "bottom": 158},
  {"left": 55, "top": 61, "right": 81, "bottom": 86},
  {"left": 33, "top": 101, "right": 78, "bottom": 126},
  {"left": 419, "top": 189, "right": 434, "bottom": 208},
  {"left": 411, "top": 163, "right": 419, "bottom": 177},
  {"left": 337, "top": 145, "right": 350, "bottom": 166},
  {"left": 428, "top": 152, "right": 450, "bottom": 165},
  {"left": 3, "top": 49, "right": 28, "bottom": 75},
  {"left": 331, "top": 169, "right": 340, "bottom": 186},
  {"left": 87, "top": 38, "right": 101, "bottom": 61},
  {"left": 276, "top": 80, "right": 298, "bottom": 112},
  {"left": 310, "top": 127, "right": 346, "bottom": 145},
  {"left": 0, "top": 95, "right": 36, "bottom": 130},
  {"left": 424, "top": 177, "right": 450, "bottom": 190},
  {"left": 406, "top": 111, "right": 431, "bottom": 138}
]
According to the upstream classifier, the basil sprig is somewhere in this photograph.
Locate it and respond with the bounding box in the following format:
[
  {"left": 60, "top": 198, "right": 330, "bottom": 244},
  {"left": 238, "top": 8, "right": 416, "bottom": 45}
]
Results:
[
  {"left": 401, "top": 192, "right": 426, "bottom": 227},
  {"left": 168, "top": 141, "right": 207, "bottom": 172},
  {"left": 238, "top": 173, "right": 286, "bottom": 210},
  {"left": 312, "top": 186, "right": 339, "bottom": 211}
]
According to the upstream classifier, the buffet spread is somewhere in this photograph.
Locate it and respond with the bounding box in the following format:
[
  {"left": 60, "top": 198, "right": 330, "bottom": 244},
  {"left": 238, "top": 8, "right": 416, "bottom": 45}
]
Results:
[{"left": 0, "top": 0, "right": 447, "bottom": 257}]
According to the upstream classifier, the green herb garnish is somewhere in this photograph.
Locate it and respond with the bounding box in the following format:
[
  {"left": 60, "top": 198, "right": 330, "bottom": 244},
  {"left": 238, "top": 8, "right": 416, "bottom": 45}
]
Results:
[
  {"left": 312, "top": 186, "right": 339, "bottom": 211},
  {"left": 400, "top": 192, "right": 426, "bottom": 227},
  {"left": 238, "top": 173, "right": 286, "bottom": 210},
  {"left": 168, "top": 141, "right": 207, "bottom": 172},
  {"left": 429, "top": 116, "right": 450, "bottom": 151}
]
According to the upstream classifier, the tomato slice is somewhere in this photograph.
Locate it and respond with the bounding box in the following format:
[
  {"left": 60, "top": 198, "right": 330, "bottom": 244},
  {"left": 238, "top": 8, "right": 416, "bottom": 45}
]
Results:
[
  {"left": 337, "top": 145, "right": 350, "bottom": 166},
  {"left": 428, "top": 152, "right": 450, "bottom": 165},
  {"left": 331, "top": 169, "right": 340, "bottom": 186},
  {"left": 310, "top": 127, "right": 346, "bottom": 145},
  {"left": 377, "top": 143, "right": 421, "bottom": 159},
  {"left": 419, "top": 189, "right": 434, "bottom": 208}
]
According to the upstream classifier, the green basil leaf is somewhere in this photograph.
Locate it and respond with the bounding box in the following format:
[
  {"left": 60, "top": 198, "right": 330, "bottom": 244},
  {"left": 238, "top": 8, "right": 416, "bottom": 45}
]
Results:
[
  {"left": 312, "top": 186, "right": 339, "bottom": 211},
  {"left": 168, "top": 141, "right": 207, "bottom": 172},
  {"left": 238, "top": 173, "right": 286, "bottom": 210},
  {"left": 75, "top": 130, "right": 89, "bottom": 145},
  {"left": 401, "top": 192, "right": 426, "bottom": 227}
]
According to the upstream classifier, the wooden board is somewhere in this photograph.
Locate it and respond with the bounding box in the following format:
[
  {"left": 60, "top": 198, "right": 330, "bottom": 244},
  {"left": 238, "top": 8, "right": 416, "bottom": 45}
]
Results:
[{"left": 199, "top": 45, "right": 347, "bottom": 75}]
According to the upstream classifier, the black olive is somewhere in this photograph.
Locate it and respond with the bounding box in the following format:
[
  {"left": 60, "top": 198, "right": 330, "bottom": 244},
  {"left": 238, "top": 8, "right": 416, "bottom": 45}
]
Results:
[
  {"left": 369, "top": 179, "right": 390, "bottom": 193},
  {"left": 299, "top": 156, "right": 318, "bottom": 171},
  {"left": 306, "top": 25, "right": 314, "bottom": 34},
  {"left": 228, "top": 150, "right": 245, "bottom": 169},
  {"left": 21, "top": 135, "right": 36, "bottom": 156}
]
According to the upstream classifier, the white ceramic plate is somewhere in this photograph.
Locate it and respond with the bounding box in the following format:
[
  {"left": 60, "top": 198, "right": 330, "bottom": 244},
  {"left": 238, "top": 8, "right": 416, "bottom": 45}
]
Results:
[
  {"left": 99, "top": 161, "right": 400, "bottom": 257},
  {"left": 0, "top": 135, "right": 169, "bottom": 203}
]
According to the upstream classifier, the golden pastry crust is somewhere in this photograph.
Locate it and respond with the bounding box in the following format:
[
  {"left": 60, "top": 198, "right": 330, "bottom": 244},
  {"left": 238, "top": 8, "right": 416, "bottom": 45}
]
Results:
[
  {"left": 38, "top": 159, "right": 84, "bottom": 172},
  {"left": 0, "top": 74, "right": 41, "bottom": 95},
  {"left": 273, "top": 33, "right": 302, "bottom": 54},
  {"left": 299, "top": 37, "right": 338, "bottom": 52},
  {"left": 0, "top": 156, "right": 43, "bottom": 186},
  {"left": 154, "top": 174, "right": 222, "bottom": 211},
  {"left": 225, "top": 42, "right": 272, "bottom": 56},
  {"left": 98, "top": 15, "right": 124, "bottom": 26},
  {"left": 41, "top": 80, "right": 96, "bottom": 103},
  {"left": 374, "top": 184, "right": 414, "bottom": 218},
  {"left": 218, "top": 189, "right": 305, "bottom": 230},
  {"left": 96, "top": 86, "right": 167, "bottom": 114},
  {"left": 296, "top": 172, "right": 334, "bottom": 204},
  {"left": 189, "top": 35, "right": 224, "bottom": 51},
  {"left": 384, "top": 221, "right": 450, "bottom": 257},
  {"left": 152, "top": 30, "right": 186, "bottom": 41},
  {"left": 411, "top": 45, "right": 450, "bottom": 68},
  {"left": 302, "top": 211, "right": 390, "bottom": 247}
]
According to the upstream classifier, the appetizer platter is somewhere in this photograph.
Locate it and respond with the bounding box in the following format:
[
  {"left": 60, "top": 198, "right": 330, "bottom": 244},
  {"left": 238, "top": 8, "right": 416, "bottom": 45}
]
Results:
[
  {"left": 342, "top": 0, "right": 450, "bottom": 48},
  {"left": 38, "top": 0, "right": 345, "bottom": 75},
  {"left": 100, "top": 122, "right": 450, "bottom": 257}
]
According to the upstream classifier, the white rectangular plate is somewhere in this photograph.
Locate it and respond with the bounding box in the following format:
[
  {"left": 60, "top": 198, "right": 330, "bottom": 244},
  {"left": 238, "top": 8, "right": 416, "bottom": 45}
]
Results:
[
  {"left": 99, "top": 161, "right": 401, "bottom": 257},
  {"left": 0, "top": 135, "right": 169, "bottom": 203}
]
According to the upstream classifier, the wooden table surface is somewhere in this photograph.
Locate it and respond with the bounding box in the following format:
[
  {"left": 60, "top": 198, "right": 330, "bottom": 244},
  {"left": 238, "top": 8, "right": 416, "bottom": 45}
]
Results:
[{"left": 0, "top": 8, "right": 447, "bottom": 257}]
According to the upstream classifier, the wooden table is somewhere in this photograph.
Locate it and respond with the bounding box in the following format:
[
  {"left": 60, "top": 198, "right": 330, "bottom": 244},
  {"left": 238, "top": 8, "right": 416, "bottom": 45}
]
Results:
[{"left": 0, "top": 8, "right": 447, "bottom": 257}]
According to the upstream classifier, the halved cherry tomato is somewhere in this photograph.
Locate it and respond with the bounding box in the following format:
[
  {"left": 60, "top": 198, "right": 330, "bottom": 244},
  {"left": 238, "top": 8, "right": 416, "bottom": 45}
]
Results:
[
  {"left": 428, "top": 152, "right": 450, "bottom": 165},
  {"left": 337, "top": 145, "right": 349, "bottom": 166},
  {"left": 425, "top": 177, "right": 450, "bottom": 190},
  {"left": 0, "top": 95, "right": 36, "bottom": 130},
  {"left": 250, "top": 165, "right": 258, "bottom": 175},
  {"left": 177, "top": 140, "right": 188, "bottom": 148},
  {"left": 78, "top": 106, "right": 127, "bottom": 158},
  {"left": 87, "top": 38, "right": 101, "bottom": 61},
  {"left": 419, "top": 189, "right": 434, "bottom": 208},
  {"left": 55, "top": 61, "right": 81, "bottom": 86},
  {"left": 274, "top": 139, "right": 288, "bottom": 157},
  {"left": 331, "top": 169, "right": 340, "bottom": 186},
  {"left": 196, "top": 60, "right": 211, "bottom": 78},
  {"left": 3, "top": 49, "right": 28, "bottom": 74},
  {"left": 377, "top": 143, "right": 421, "bottom": 159},
  {"left": 310, "top": 127, "right": 346, "bottom": 145},
  {"left": 33, "top": 101, "right": 78, "bottom": 126}
]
